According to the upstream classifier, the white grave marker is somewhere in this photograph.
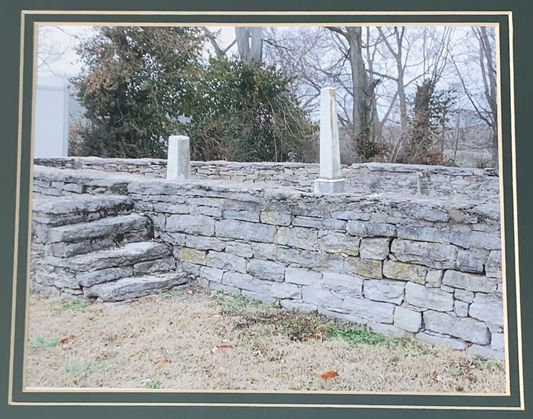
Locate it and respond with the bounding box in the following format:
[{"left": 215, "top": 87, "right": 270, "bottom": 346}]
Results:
[
  {"left": 314, "top": 87, "right": 345, "bottom": 194},
  {"left": 166, "top": 135, "right": 191, "bottom": 180}
]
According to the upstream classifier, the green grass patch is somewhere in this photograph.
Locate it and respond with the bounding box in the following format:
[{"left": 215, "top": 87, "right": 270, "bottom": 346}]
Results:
[
  {"left": 473, "top": 355, "right": 504, "bottom": 371},
  {"left": 29, "top": 336, "right": 59, "bottom": 352},
  {"left": 65, "top": 361, "right": 107, "bottom": 378},
  {"left": 59, "top": 299, "right": 89, "bottom": 312},
  {"left": 164, "top": 288, "right": 182, "bottom": 299},
  {"left": 211, "top": 293, "right": 260, "bottom": 314},
  {"left": 145, "top": 379, "right": 162, "bottom": 389},
  {"left": 327, "top": 325, "right": 393, "bottom": 346}
]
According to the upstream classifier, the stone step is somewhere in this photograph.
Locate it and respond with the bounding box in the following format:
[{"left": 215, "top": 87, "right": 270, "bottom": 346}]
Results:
[
  {"left": 47, "top": 241, "right": 172, "bottom": 273},
  {"left": 43, "top": 214, "right": 152, "bottom": 257},
  {"left": 32, "top": 194, "right": 133, "bottom": 227},
  {"left": 83, "top": 272, "right": 188, "bottom": 302}
]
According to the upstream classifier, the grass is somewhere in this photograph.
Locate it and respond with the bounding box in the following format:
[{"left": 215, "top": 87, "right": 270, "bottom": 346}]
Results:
[
  {"left": 29, "top": 336, "right": 59, "bottom": 352},
  {"left": 163, "top": 288, "right": 182, "bottom": 299},
  {"left": 145, "top": 379, "right": 162, "bottom": 389},
  {"left": 26, "top": 286, "right": 505, "bottom": 392},
  {"left": 59, "top": 299, "right": 89, "bottom": 312}
]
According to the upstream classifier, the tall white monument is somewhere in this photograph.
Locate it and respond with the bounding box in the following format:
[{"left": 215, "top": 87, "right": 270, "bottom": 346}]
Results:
[
  {"left": 314, "top": 87, "right": 345, "bottom": 194},
  {"left": 166, "top": 135, "right": 191, "bottom": 180}
]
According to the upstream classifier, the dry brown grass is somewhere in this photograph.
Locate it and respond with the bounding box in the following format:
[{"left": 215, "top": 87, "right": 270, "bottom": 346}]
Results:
[{"left": 26, "top": 285, "right": 505, "bottom": 393}]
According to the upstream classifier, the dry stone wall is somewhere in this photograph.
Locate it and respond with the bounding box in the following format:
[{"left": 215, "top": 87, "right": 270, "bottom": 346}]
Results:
[
  {"left": 31, "top": 162, "right": 504, "bottom": 359},
  {"left": 35, "top": 157, "right": 499, "bottom": 200}
]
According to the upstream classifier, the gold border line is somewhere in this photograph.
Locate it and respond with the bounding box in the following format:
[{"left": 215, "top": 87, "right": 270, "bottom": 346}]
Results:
[{"left": 10, "top": 10, "right": 522, "bottom": 411}]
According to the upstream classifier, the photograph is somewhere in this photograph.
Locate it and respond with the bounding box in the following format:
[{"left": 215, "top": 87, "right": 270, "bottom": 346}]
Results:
[{"left": 26, "top": 22, "right": 506, "bottom": 395}]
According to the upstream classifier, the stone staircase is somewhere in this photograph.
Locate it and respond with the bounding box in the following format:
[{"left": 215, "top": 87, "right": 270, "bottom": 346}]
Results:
[{"left": 32, "top": 193, "right": 187, "bottom": 301}]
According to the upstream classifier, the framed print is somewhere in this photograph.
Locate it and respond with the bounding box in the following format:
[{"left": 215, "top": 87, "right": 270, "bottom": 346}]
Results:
[{"left": 0, "top": 1, "right": 530, "bottom": 418}]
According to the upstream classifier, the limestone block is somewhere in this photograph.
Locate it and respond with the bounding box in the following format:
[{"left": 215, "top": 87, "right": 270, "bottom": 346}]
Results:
[
  {"left": 166, "top": 135, "right": 190, "bottom": 180},
  {"left": 224, "top": 209, "right": 260, "bottom": 223},
  {"left": 225, "top": 242, "right": 253, "bottom": 258},
  {"left": 364, "top": 279, "right": 405, "bottom": 304},
  {"left": 449, "top": 230, "right": 501, "bottom": 251},
  {"left": 215, "top": 219, "right": 276, "bottom": 243},
  {"left": 278, "top": 226, "right": 318, "bottom": 251},
  {"left": 416, "top": 331, "right": 466, "bottom": 350},
  {"left": 200, "top": 266, "right": 224, "bottom": 283},
  {"left": 185, "top": 235, "right": 225, "bottom": 252},
  {"left": 394, "top": 306, "right": 422, "bottom": 332},
  {"left": 425, "top": 269, "right": 443, "bottom": 287},
  {"left": 247, "top": 259, "right": 285, "bottom": 282},
  {"left": 405, "top": 282, "right": 454, "bottom": 311},
  {"left": 332, "top": 211, "right": 371, "bottom": 221},
  {"left": 222, "top": 271, "right": 272, "bottom": 295},
  {"left": 167, "top": 214, "right": 215, "bottom": 236},
  {"left": 271, "top": 282, "right": 301, "bottom": 299},
  {"left": 467, "top": 344, "right": 504, "bottom": 361},
  {"left": 369, "top": 322, "right": 412, "bottom": 339},
  {"left": 454, "top": 289, "right": 475, "bottom": 303},
  {"left": 391, "top": 239, "right": 457, "bottom": 269},
  {"left": 179, "top": 248, "right": 207, "bottom": 265},
  {"left": 423, "top": 310, "right": 490, "bottom": 345},
  {"left": 260, "top": 211, "right": 292, "bottom": 226},
  {"left": 302, "top": 286, "right": 343, "bottom": 309},
  {"left": 469, "top": 293, "right": 504, "bottom": 326},
  {"left": 442, "top": 270, "right": 497, "bottom": 293},
  {"left": 491, "top": 332, "right": 505, "bottom": 352},
  {"left": 344, "top": 257, "right": 382, "bottom": 279},
  {"left": 318, "top": 232, "right": 359, "bottom": 256},
  {"left": 206, "top": 251, "right": 247, "bottom": 273},
  {"left": 383, "top": 260, "right": 427, "bottom": 284},
  {"left": 486, "top": 251, "right": 502, "bottom": 279},
  {"left": 134, "top": 257, "right": 176, "bottom": 275},
  {"left": 346, "top": 221, "right": 397, "bottom": 238},
  {"left": 343, "top": 297, "right": 395, "bottom": 324},
  {"left": 323, "top": 272, "right": 363, "bottom": 295},
  {"left": 359, "top": 238, "right": 390, "bottom": 260},
  {"left": 454, "top": 300, "right": 469, "bottom": 317},
  {"left": 397, "top": 225, "right": 450, "bottom": 243},
  {"left": 456, "top": 249, "right": 489, "bottom": 273},
  {"left": 285, "top": 267, "right": 322, "bottom": 286},
  {"left": 77, "top": 266, "right": 135, "bottom": 288}
]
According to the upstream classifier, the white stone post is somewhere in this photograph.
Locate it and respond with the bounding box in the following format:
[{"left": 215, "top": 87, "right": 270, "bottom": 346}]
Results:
[
  {"left": 166, "top": 135, "right": 191, "bottom": 180},
  {"left": 314, "top": 87, "right": 345, "bottom": 194}
]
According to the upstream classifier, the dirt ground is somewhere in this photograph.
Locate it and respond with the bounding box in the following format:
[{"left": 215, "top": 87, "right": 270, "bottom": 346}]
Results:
[{"left": 26, "top": 285, "right": 506, "bottom": 393}]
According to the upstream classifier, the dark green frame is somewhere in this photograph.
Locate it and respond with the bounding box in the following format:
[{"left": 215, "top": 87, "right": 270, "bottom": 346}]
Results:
[{"left": 0, "top": 1, "right": 530, "bottom": 418}]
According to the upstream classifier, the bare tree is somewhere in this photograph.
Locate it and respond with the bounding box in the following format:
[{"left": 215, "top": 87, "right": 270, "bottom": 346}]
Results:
[{"left": 235, "top": 27, "right": 264, "bottom": 64}]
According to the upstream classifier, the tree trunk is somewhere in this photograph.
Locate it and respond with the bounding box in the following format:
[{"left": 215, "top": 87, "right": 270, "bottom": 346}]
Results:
[{"left": 235, "top": 27, "right": 263, "bottom": 64}]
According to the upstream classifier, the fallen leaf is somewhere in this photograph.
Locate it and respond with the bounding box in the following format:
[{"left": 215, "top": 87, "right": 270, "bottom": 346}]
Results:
[
  {"left": 320, "top": 370, "right": 339, "bottom": 380},
  {"left": 59, "top": 337, "right": 74, "bottom": 350}
]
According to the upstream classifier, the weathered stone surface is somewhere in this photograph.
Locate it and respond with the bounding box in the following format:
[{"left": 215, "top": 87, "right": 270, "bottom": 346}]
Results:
[
  {"left": 134, "top": 257, "right": 175, "bottom": 274},
  {"left": 200, "top": 266, "right": 224, "bottom": 283},
  {"left": 293, "top": 216, "right": 345, "bottom": 231},
  {"left": 454, "top": 289, "right": 475, "bottom": 303},
  {"left": 346, "top": 221, "right": 396, "bottom": 237},
  {"left": 491, "top": 332, "right": 505, "bottom": 352},
  {"left": 391, "top": 239, "right": 457, "bottom": 269},
  {"left": 449, "top": 230, "right": 501, "bottom": 251},
  {"left": 318, "top": 232, "right": 359, "bottom": 256},
  {"left": 271, "top": 282, "right": 301, "bottom": 299},
  {"left": 247, "top": 259, "right": 285, "bottom": 281},
  {"left": 409, "top": 204, "right": 449, "bottom": 222},
  {"left": 251, "top": 243, "right": 279, "bottom": 260},
  {"left": 323, "top": 272, "right": 363, "bottom": 294},
  {"left": 486, "top": 251, "right": 502, "bottom": 279},
  {"left": 467, "top": 344, "right": 503, "bottom": 360},
  {"left": 225, "top": 242, "right": 253, "bottom": 258},
  {"left": 260, "top": 211, "right": 292, "bottom": 226},
  {"left": 179, "top": 248, "right": 207, "bottom": 265},
  {"left": 302, "top": 287, "right": 343, "bottom": 309},
  {"left": 278, "top": 227, "right": 318, "bottom": 250},
  {"left": 394, "top": 306, "right": 422, "bottom": 332},
  {"left": 343, "top": 297, "right": 395, "bottom": 323},
  {"left": 423, "top": 310, "right": 490, "bottom": 344},
  {"left": 78, "top": 266, "right": 134, "bottom": 287},
  {"left": 405, "top": 282, "right": 454, "bottom": 311},
  {"left": 369, "top": 322, "right": 412, "bottom": 339},
  {"left": 469, "top": 293, "right": 503, "bottom": 326},
  {"left": 285, "top": 267, "right": 322, "bottom": 286},
  {"left": 46, "top": 214, "right": 148, "bottom": 243},
  {"left": 215, "top": 219, "right": 276, "bottom": 243},
  {"left": 206, "top": 251, "right": 247, "bottom": 273},
  {"left": 364, "top": 279, "right": 405, "bottom": 304},
  {"left": 332, "top": 210, "right": 371, "bottom": 221},
  {"left": 85, "top": 273, "right": 186, "bottom": 301},
  {"left": 224, "top": 209, "right": 260, "bottom": 222},
  {"left": 48, "top": 241, "right": 171, "bottom": 271},
  {"left": 397, "top": 226, "right": 450, "bottom": 243},
  {"left": 359, "top": 238, "right": 390, "bottom": 260},
  {"left": 416, "top": 331, "right": 466, "bottom": 350},
  {"left": 456, "top": 249, "right": 488, "bottom": 273},
  {"left": 383, "top": 260, "right": 427, "bottom": 284},
  {"left": 185, "top": 236, "right": 225, "bottom": 251},
  {"left": 222, "top": 271, "right": 272, "bottom": 294},
  {"left": 280, "top": 299, "right": 317, "bottom": 312},
  {"left": 167, "top": 215, "right": 215, "bottom": 236},
  {"left": 344, "top": 257, "right": 382, "bottom": 279},
  {"left": 442, "top": 270, "right": 497, "bottom": 293},
  {"left": 425, "top": 269, "right": 443, "bottom": 287},
  {"left": 242, "top": 290, "right": 277, "bottom": 304},
  {"left": 454, "top": 300, "right": 469, "bottom": 317}
]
